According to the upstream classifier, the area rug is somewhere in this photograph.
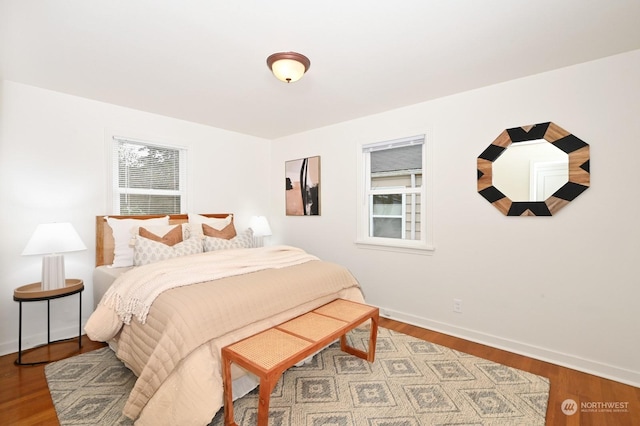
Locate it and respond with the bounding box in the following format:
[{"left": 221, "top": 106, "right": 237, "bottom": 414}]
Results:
[{"left": 46, "top": 327, "right": 549, "bottom": 425}]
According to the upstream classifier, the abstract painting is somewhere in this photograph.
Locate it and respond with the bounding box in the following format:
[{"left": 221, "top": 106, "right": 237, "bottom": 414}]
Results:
[{"left": 285, "top": 156, "right": 320, "bottom": 216}]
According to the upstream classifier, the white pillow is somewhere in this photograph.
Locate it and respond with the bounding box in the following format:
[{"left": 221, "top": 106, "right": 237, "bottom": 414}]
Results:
[
  {"left": 134, "top": 236, "right": 203, "bottom": 266},
  {"left": 187, "top": 214, "right": 233, "bottom": 238},
  {"left": 203, "top": 228, "right": 253, "bottom": 252},
  {"left": 106, "top": 216, "right": 169, "bottom": 267}
]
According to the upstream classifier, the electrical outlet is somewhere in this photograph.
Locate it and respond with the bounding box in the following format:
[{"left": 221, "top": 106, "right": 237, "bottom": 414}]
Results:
[{"left": 453, "top": 298, "right": 462, "bottom": 313}]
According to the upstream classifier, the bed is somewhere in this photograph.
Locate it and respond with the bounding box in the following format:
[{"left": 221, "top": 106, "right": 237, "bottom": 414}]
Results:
[{"left": 84, "top": 213, "right": 365, "bottom": 425}]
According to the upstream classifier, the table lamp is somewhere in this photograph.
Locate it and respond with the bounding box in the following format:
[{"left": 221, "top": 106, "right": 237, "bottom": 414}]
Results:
[
  {"left": 22, "top": 222, "right": 87, "bottom": 290},
  {"left": 249, "top": 216, "right": 272, "bottom": 247}
]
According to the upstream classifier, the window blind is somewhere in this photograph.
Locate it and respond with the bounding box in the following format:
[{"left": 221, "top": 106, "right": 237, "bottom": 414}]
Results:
[{"left": 112, "top": 136, "right": 186, "bottom": 215}]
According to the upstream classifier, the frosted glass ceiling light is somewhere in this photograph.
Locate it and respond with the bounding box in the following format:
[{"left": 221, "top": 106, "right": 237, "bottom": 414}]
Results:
[{"left": 267, "top": 52, "right": 311, "bottom": 83}]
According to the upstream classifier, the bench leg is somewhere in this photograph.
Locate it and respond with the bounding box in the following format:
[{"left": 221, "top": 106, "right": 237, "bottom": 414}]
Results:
[
  {"left": 367, "top": 313, "right": 379, "bottom": 362},
  {"left": 340, "top": 313, "right": 380, "bottom": 362},
  {"left": 222, "top": 352, "right": 237, "bottom": 426},
  {"left": 257, "top": 374, "right": 279, "bottom": 426}
]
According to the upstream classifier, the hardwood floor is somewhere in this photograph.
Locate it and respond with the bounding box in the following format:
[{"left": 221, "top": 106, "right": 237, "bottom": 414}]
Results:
[
  {"left": 0, "top": 336, "right": 106, "bottom": 425},
  {"left": 382, "top": 318, "right": 640, "bottom": 426},
  {"left": 1, "top": 318, "right": 638, "bottom": 425}
]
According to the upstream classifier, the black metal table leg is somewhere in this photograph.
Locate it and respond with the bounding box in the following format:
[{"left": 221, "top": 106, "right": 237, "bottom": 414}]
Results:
[
  {"left": 17, "top": 301, "right": 22, "bottom": 365},
  {"left": 78, "top": 291, "right": 82, "bottom": 350},
  {"left": 13, "top": 280, "right": 84, "bottom": 366},
  {"left": 47, "top": 299, "right": 51, "bottom": 344}
]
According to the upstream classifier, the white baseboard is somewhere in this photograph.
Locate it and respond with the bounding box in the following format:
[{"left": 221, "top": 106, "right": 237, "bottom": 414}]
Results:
[
  {"left": 0, "top": 321, "right": 87, "bottom": 358},
  {"left": 380, "top": 307, "right": 640, "bottom": 388}
]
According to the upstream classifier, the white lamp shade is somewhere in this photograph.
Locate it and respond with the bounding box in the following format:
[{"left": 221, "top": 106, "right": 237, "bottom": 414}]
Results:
[
  {"left": 249, "top": 216, "right": 272, "bottom": 237},
  {"left": 22, "top": 222, "right": 87, "bottom": 255}
]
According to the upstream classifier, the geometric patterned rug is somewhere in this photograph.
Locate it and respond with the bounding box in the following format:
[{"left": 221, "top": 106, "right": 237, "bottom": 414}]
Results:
[
  {"left": 45, "top": 346, "right": 135, "bottom": 425},
  {"left": 46, "top": 327, "right": 550, "bottom": 425}
]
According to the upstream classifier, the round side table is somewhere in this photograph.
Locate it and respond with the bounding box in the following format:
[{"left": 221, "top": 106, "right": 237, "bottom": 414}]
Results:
[{"left": 13, "top": 278, "right": 84, "bottom": 365}]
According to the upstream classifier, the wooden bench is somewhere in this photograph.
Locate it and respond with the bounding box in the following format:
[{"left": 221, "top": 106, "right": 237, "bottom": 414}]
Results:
[{"left": 221, "top": 299, "right": 379, "bottom": 426}]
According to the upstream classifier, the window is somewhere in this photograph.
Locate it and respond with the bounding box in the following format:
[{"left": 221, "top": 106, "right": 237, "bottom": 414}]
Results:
[
  {"left": 112, "top": 136, "right": 187, "bottom": 215},
  {"left": 371, "top": 193, "right": 405, "bottom": 238},
  {"left": 357, "top": 134, "right": 433, "bottom": 253}
]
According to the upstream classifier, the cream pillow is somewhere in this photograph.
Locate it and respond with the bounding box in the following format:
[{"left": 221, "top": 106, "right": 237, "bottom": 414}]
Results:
[
  {"left": 187, "top": 214, "right": 233, "bottom": 238},
  {"left": 106, "top": 216, "right": 169, "bottom": 267},
  {"left": 134, "top": 236, "right": 203, "bottom": 266}
]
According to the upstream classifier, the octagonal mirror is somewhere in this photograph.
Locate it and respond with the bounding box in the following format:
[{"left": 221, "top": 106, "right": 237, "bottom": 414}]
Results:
[{"left": 477, "top": 122, "right": 590, "bottom": 216}]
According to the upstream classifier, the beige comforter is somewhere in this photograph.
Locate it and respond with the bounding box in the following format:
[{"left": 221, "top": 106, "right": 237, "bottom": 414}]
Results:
[{"left": 85, "top": 246, "right": 364, "bottom": 425}]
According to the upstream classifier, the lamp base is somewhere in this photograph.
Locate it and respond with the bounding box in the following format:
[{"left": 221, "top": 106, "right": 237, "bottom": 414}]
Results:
[
  {"left": 42, "top": 254, "right": 66, "bottom": 290},
  {"left": 253, "top": 236, "right": 265, "bottom": 248}
]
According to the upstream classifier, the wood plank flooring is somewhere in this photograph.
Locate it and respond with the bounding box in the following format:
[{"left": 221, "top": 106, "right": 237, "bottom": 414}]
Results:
[
  {"left": 0, "top": 336, "right": 106, "bottom": 425},
  {"left": 383, "top": 318, "right": 640, "bottom": 426},
  {"left": 1, "top": 318, "right": 638, "bottom": 425}
]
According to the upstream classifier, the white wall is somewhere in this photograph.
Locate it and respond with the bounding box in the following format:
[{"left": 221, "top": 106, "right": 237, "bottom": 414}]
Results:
[
  {"left": 1, "top": 50, "right": 637, "bottom": 386},
  {"left": 270, "top": 50, "right": 640, "bottom": 386},
  {"left": 0, "top": 81, "right": 271, "bottom": 355}
]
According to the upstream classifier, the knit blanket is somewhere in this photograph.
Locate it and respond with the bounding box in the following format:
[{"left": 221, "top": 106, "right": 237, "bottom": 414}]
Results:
[{"left": 99, "top": 245, "right": 318, "bottom": 326}]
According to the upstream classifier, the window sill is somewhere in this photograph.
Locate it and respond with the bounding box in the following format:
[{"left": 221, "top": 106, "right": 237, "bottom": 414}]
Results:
[{"left": 355, "top": 239, "right": 435, "bottom": 255}]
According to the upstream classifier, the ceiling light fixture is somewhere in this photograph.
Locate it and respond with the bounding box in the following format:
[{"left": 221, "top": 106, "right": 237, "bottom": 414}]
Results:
[{"left": 266, "top": 51, "right": 311, "bottom": 83}]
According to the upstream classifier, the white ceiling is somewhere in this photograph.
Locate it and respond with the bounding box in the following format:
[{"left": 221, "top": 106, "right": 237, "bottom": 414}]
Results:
[{"left": 2, "top": 1, "right": 639, "bottom": 139}]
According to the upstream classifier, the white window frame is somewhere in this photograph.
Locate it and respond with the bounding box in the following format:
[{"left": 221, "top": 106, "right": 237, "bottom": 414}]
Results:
[
  {"left": 369, "top": 191, "right": 406, "bottom": 239},
  {"left": 356, "top": 134, "right": 434, "bottom": 254},
  {"left": 111, "top": 135, "right": 188, "bottom": 215}
]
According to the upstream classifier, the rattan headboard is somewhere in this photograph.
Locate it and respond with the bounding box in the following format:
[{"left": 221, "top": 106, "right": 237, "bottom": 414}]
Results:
[{"left": 95, "top": 213, "right": 231, "bottom": 267}]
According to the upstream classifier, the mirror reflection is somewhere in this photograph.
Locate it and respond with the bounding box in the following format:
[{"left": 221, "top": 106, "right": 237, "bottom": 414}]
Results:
[
  {"left": 493, "top": 139, "right": 568, "bottom": 201},
  {"left": 477, "top": 122, "right": 590, "bottom": 216}
]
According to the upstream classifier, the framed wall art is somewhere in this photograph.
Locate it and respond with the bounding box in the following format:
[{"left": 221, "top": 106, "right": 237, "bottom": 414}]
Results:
[{"left": 285, "top": 156, "right": 320, "bottom": 216}]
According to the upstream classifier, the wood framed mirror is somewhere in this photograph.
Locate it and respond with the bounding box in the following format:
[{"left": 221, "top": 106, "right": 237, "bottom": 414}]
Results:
[{"left": 477, "top": 122, "right": 590, "bottom": 216}]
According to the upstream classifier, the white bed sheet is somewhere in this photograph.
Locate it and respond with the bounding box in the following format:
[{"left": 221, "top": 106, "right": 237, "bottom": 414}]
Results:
[{"left": 92, "top": 265, "right": 132, "bottom": 308}]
